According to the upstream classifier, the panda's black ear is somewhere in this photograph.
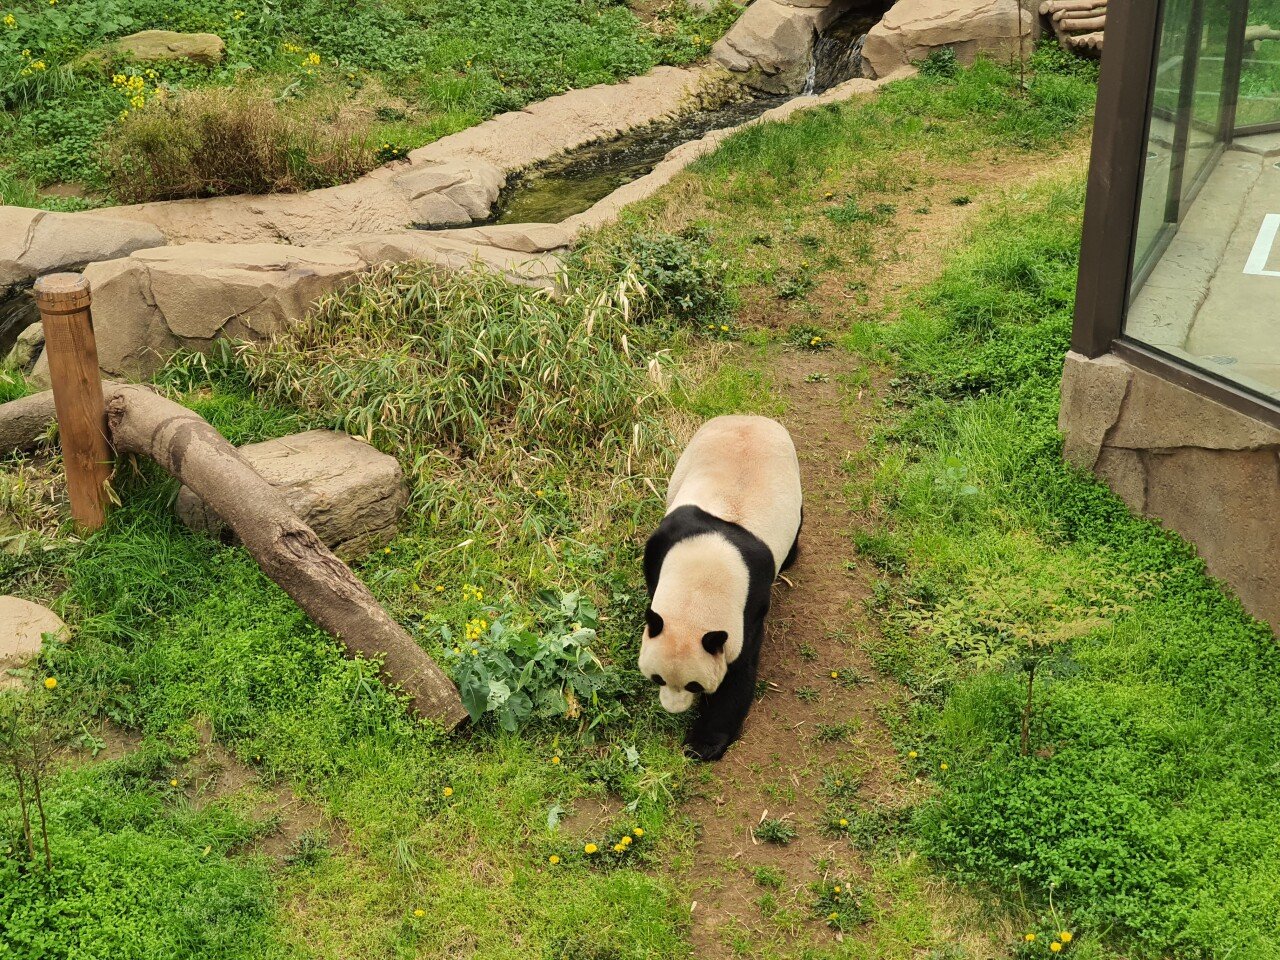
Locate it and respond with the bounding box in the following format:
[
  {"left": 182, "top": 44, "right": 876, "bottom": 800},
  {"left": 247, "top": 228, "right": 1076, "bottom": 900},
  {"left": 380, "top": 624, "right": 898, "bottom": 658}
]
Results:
[
  {"left": 645, "top": 608, "right": 664, "bottom": 637},
  {"left": 701, "top": 630, "right": 728, "bottom": 655}
]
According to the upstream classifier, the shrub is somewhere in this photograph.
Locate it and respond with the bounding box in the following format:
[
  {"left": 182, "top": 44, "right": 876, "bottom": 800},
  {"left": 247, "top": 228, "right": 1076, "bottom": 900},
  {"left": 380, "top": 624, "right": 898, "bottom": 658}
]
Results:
[{"left": 102, "top": 87, "right": 375, "bottom": 201}]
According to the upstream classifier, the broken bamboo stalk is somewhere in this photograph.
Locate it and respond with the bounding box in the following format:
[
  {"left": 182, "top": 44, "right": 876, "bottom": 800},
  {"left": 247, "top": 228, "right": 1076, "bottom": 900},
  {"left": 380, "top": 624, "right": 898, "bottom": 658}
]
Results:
[{"left": 105, "top": 384, "right": 468, "bottom": 730}]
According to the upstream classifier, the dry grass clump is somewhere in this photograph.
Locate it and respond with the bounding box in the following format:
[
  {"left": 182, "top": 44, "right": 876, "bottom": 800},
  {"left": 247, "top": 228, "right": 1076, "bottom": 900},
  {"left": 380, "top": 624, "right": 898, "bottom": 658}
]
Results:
[{"left": 102, "top": 87, "right": 375, "bottom": 202}]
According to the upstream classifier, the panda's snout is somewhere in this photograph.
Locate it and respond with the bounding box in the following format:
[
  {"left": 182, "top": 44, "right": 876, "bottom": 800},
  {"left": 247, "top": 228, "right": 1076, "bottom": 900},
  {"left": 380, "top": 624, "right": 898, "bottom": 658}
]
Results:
[{"left": 659, "top": 686, "right": 696, "bottom": 714}]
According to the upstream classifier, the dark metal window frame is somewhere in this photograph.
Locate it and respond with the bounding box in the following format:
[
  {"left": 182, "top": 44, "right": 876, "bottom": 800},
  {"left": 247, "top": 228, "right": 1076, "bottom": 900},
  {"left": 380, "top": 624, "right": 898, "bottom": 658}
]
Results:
[{"left": 1073, "top": 0, "right": 1280, "bottom": 429}]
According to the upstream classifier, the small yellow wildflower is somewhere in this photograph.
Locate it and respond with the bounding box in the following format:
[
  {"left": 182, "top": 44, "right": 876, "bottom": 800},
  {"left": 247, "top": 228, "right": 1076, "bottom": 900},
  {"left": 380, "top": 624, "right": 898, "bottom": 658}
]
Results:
[
  {"left": 548, "top": 854, "right": 560, "bottom": 864},
  {"left": 833, "top": 885, "right": 841, "bottom": 893},
  {"left": 839, "top": 818, "right": 848, "bottom": 827},
  {"left": 1050, "top": 943, "right": 1063, "bottom": 954},
  {"left": 719, "top": 324, "right": 729, "bottom": 332},
  {"left": 620, "top": 835, "right": 632, "bottom": 846},
  {"left": 435, "top": 585, "right": 444, "bottom": 592},
  {"left": 233, "top": 9, "right": 245, "bottom": 18},
  {"left": 3, "top": 14, "right": 15, "bottom": 27},
  {"left": 305, "top": 51, "right": 320, "bottom": 66},
  {"left": 535, "top": 490, "right": 545, "bottom": 498},
  {"left": 413, "top": 908, "right": 425, "bottom": 918},
  {"left": 907, "top": 750, "right": 918, "bottom": 759},
  {"left": 830, "top": 671, "right": 839, "bottom": 679},
  {"left": 465, "top": 617, "right": 489, "bottom": 642},
  {"left": 32, "top": 59, "right": 45, "bottom": 71},
  {"left": 584, "top": 843, "right": 598, "bottom": 854},
  {"left": 632, "top": 828, "right": 644, "bottom": 837},
  {"left": 827, "top": 912, "right": 838, "bottom": 921},
  {"left": 550, "top": 756, "right": 560, "bottom": 765},
  {"left": 1024, "top": 933, "right": 1036, "bottom": 943},
  {"left": 442, "top": 786, "right": 454, "bottom": 797},
  {"left": 44, "top": 677, "right": 57, "bottom": 690},
  {"left": 824, "top": 192, "right": 834, "bottom": 199},
  {"left": 131, "top": 95, "right": 145, "bottom": 108},
  {"left": 21, "top": 48, "right": 29, "bottom": 56},
  {"left": 48, "top": 0, "right": 55, "bottom": 6},
  {"left": 1059, "top": 933, "right": 1073, "bottom": 944},
  {"left": 613, "top": 843, "right": 625, "bottom": 852},
  {"left": 940, "top": 762, "right": 949, "bottom": 771},
  {"left": 119, "top": 110, "right": 130, "bottom": 120}
]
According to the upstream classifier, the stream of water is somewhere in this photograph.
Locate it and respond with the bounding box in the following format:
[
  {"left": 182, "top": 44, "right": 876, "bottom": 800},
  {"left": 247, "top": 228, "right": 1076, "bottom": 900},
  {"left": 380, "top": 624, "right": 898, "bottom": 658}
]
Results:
[{"left": 0, "top": 289, "right": 37, "bottom": 360}]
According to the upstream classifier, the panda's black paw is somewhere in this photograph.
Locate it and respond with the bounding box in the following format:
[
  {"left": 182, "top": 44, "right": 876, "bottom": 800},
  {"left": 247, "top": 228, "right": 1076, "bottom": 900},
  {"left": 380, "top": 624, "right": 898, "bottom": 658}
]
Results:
[{"left": 685, "top": 731, "right": 733, "bottom": 762}]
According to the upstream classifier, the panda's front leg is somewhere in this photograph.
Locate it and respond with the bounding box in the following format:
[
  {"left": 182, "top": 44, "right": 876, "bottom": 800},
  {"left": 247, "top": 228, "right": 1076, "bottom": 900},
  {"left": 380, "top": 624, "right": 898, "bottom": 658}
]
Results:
[{"left": 686, "top": 637, "right": 761, "bottom": 762}]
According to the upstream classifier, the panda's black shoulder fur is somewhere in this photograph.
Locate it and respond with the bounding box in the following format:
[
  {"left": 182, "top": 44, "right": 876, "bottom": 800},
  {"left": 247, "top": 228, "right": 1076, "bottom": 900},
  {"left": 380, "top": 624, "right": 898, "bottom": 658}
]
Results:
[
  {"left": 643, "top": 505, "right": 776, "bottom": 606},
  {"left": 643, "top": 505, "right": 789, "bottom": 762}
]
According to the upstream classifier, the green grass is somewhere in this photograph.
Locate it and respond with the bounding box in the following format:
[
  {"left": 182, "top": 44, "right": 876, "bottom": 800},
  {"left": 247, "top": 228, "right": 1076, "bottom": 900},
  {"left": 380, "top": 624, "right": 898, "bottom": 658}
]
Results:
[
  {"left": 861, "top": 177, "right": 1280, "bottom": 959},
  {"left": 0, "top": 0, "right": 740, "bottom": 203}
]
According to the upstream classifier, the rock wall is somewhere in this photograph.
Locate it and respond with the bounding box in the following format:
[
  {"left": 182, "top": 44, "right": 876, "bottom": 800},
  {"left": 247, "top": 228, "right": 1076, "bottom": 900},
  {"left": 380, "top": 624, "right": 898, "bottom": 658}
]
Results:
[
  {"left": 861, "top": 0, "right": 1039, "bottom": 79},
  {"left": 711, "top": 0, "right": 855, "bottom": 92},
  {"left": 1060, "top": 351, "right": 1280, "bottom": 633}
]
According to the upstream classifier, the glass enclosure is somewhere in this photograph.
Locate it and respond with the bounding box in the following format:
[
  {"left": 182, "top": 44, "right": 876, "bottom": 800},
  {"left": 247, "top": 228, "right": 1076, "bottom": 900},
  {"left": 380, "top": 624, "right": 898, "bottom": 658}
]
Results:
[{"left": 1125, "top": 0, "right": 1280, "bottom": 403}]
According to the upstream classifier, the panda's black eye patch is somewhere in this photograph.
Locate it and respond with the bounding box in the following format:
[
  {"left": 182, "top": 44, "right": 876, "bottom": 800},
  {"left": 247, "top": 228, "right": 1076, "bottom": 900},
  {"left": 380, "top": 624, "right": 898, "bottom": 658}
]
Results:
[
  {"left": 685, "top": 681, "right": 704, "bottom": 694},
  {"left": 645, "top": 608, "right": 664, "bottom": 637},
  {"left": 701, "top": 630, "right": 729, "bottom": 655},
  {"left": 650, "top": 674, "right": 666, "bottom": 686}
]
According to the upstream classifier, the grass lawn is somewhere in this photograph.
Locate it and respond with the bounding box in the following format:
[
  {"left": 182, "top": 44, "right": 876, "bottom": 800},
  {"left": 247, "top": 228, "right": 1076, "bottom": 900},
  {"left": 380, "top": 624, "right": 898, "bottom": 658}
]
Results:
[
  {"left": 3, "top": 44, "right": 1278, "bottom": 960},
  {"left": 0, "top": 0, "right": 738, "bottom": 208}
]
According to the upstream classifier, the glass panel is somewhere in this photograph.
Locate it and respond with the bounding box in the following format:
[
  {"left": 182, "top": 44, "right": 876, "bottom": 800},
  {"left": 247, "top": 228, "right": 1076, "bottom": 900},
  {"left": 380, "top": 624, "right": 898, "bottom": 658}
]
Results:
[
  {"left": 1126, "top": 0, "right": 1280, "bottom": 404},
  {"left": 1239, "top": 1, "right": 1280, "bottom": 127}
]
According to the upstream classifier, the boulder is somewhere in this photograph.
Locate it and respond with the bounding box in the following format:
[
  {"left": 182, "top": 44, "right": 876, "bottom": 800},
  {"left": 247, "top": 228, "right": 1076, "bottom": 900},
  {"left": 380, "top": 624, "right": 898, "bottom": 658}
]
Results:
[
  {"left": 5, "top": 321, "right": 44, "bottom": 371},
  {"left": 114, "top": 30, "right": 225, "bottom": 66},
  {"left": 0, "top": 597, "right": 66, "bottom": 688},
  {"left": 176, "top": 430, "right": 407, "bottom": 559},
  {"left": 0, "top": 207, "right": 165, "bottom": 295},
  {"left": 32, "top": 242, "right": 364, "bottom": 382},
  {"left": 711, "top": 0, "right": 846, "bottom": 93},
  {"left": 861, "top": 0, "right": 1038, "bottom": 79}
]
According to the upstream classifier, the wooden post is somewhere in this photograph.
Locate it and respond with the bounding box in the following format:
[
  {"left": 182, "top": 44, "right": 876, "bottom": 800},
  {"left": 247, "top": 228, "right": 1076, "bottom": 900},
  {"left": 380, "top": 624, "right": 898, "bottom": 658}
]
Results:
[{"left": 33, "top": 273, "right": 112, "bottom": 531}]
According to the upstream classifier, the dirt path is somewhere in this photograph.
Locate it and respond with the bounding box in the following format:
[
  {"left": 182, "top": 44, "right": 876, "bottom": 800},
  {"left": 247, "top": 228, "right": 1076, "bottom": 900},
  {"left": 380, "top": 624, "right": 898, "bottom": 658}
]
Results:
[{"left": 683, "top": 146, "right": 1091, "bottom": 958}]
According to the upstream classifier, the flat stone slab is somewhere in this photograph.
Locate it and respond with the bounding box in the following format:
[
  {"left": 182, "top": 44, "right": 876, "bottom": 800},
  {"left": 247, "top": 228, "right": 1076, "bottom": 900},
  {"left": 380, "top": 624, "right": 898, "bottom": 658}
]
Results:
[
  {"left": 176, "top": 430, "right": 407, "bottom": 559},
  {"left": 0, "top": 208, "right": 165, "bottom": 294},
  {"left": 1, "top": 597, "right": 66, "bottom": 686}
]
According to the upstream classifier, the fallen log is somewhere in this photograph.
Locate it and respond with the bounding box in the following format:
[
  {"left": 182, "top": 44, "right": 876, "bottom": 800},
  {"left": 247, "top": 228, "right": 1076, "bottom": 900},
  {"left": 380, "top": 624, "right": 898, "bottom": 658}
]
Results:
[
  {"left": 105, "top": 384, "right": 468, "bottom": 730},
  {"left": 1066, "top": 30, "right": 1105, "bottom": 51},
  {"left": 0, "top": 383, "right": 127, "bottom": 454},
  {"left": 1059, "top": 13, "right": 1107, "bottom": 31},
  {"left": 1039, "top": 0, "right": 1105, "bottom": 14}
]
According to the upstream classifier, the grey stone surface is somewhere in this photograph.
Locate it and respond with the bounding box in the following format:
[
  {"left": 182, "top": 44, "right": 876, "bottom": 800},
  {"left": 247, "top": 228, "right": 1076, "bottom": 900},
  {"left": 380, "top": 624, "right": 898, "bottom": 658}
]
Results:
[
  {"left": 1058, "top": 351, "right": 1131, "bottom": 469},
  {"left": 114, "top": 30, "right": 225, "bottom": 65},
  {"left": 0, "top": 208, "right": 165, "bottom": 294},
  {"left": 710, "top": 0, "right": 845, "bottom": 92},
  {"left": 861, "top": 0, "right": 1037, "bottom": 80},
  {"left": 0, "top": 597, "right": 66, "bottom": 687},
  {"left": 5, "top": 322, "right": 44, "bottom": 371},
  {"left": 176, "top": 430, "right": 407, "bottom": 559}
]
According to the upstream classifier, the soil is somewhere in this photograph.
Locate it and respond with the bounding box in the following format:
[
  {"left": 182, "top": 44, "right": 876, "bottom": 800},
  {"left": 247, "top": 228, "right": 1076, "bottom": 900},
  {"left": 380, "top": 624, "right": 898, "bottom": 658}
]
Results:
[{"left": 681, "top": 144, "right": 1091, "bottom": 957}]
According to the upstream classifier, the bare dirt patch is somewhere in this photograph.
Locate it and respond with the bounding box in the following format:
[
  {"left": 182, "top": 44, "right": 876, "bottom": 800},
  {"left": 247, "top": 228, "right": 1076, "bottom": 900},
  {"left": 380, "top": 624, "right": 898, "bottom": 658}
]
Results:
[{"left": 679, "top": 143, "right": 1091, "bottom": 957}]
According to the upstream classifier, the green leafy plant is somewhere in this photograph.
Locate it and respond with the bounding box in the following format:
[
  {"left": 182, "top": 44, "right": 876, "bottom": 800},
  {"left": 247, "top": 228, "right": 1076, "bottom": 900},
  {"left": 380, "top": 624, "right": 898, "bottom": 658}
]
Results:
[
  {"left": 812, "top": 878, "right": 870, "bottom": 932},
  {"left": 444, "top": 590, "right": 607, "bottom": 732},
  {"left": 753, "top": 817, "right": 797, "bottom": 845}
]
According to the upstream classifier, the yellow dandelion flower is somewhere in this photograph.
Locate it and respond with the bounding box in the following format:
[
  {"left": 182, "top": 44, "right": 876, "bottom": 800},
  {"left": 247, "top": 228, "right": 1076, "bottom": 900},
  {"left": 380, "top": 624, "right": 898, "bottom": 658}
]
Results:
[
  {"left": 442, "top": 786, "right": 454, "bottom": 797},
  {"left": 435, "top": 585, "right": 444, "bottom": 592},
  {"left": 383, "top": 547, "right": 392, "bottom": 554},
  {"left": 827, "top": 912, "right": 838, "bottom": 921},
  {"left": 1024, "top": 933, "right": 1036, "bottom": 943},
  {"left": 1059, "top": 933, "right": 1073, "bottom": 944},
  {"left": 940, "top": 762, "right": 949, "bottom": 771},
  {"left": 833, "top": 885, "right": 841, "bottom": 893},
  {"left": 413, "top": 908, "right": 425, "bottom": 917},
  {"left": 549, "top": 854, "right": 560, "bottom": 864},
  {"left": 839, "top": 818, "right": 848, "bottom": 827},
  {"left": 550, "top": 756, "right": 560, "bottom": 765},
  {"left": 719, "top": 324, "right": 729, "bottom": 332},
  {"left": 613, "top": 844, "right": 625, "bottom": 853},
  {"left": 43, "top": 677, "right": 57, "bottom": 690},
  {"left": 535, "top": 490, "right": 545, "bottom": 497},
  {"left": 632, "top": 828, "right": 644, "bottom": 837},
  {"left": 907, "top": 750, "right": 918, "bottom": 759},
  {"left": 831, "top": 671, "right": 839, "bottom": 679},
  {"left": 1050, "top": 943, "right": 1063, "bottom": 954},
  {"left": 620, "top": 835, "right": 631, "bottom": 846},
  {"left": 48, "top": 0, "right": 55, "bottom": 6},
  {"left": 584, "top": 843, "right": 598, "bottom": 854},
  {"left": 169, "top": 779, "right": 178, "bottom": 787}
]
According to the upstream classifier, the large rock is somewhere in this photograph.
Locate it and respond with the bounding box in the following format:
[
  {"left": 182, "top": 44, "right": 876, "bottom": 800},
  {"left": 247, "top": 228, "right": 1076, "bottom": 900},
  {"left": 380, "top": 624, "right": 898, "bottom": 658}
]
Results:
[
  {"left": 861, "top": 0, "right": 1038, "bottom": 80},
  {"left": 32, "top": 243, "right": 364, "bottom": 381},
  {"left": 114, "top": 30, "right": 225, "bottom": 65},
  {"left": 176, "top": 430, "right": 407, "bottom": 559},
  {"left": 4, "top": 321, "right": 44, "bottom": 371},
  {"left": 711, "top": 0, "right": 847, "bottom": 93},
  {"left": 1, "top": 597, "right": 66, "bottom": 688},
  {"left": 0, "top": 207, "right": 165, "bottom": 295}
]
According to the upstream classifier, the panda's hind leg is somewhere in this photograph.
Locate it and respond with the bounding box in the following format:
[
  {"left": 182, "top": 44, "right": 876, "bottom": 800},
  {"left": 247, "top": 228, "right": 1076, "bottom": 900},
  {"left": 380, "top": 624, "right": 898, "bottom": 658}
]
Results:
[{"left": 780, "top": 505, "right": 803, "bottom": 573}]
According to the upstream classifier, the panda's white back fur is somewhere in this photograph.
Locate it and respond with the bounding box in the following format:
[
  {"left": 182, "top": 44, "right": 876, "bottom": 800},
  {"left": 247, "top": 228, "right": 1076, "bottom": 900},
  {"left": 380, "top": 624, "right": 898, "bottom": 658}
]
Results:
[{"left": 666, "top": 415, "right": 802, "bottom": 574}]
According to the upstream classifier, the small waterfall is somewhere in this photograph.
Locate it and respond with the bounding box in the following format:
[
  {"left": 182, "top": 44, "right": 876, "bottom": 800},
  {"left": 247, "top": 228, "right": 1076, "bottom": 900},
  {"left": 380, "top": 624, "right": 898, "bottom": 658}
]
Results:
[
  {"left": 0, "top": 288, "right": 38, "bottom": 359},
  {"left": 804, "top": 7, "right": 884, "bottom": 95}
]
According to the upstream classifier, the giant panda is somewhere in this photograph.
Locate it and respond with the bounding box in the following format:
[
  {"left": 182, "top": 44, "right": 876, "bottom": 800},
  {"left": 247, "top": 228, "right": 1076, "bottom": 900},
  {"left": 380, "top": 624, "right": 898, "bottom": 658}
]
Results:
[{"left": 638, "top": 415, "right": 803, "bottom": 761}]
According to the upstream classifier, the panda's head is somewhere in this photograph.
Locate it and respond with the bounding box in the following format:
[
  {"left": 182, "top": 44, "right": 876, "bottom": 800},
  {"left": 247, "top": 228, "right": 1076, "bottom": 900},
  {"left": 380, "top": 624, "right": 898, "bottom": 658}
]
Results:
[{"left": 637, "top": 534, "right": 749, "bottom": 713}]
